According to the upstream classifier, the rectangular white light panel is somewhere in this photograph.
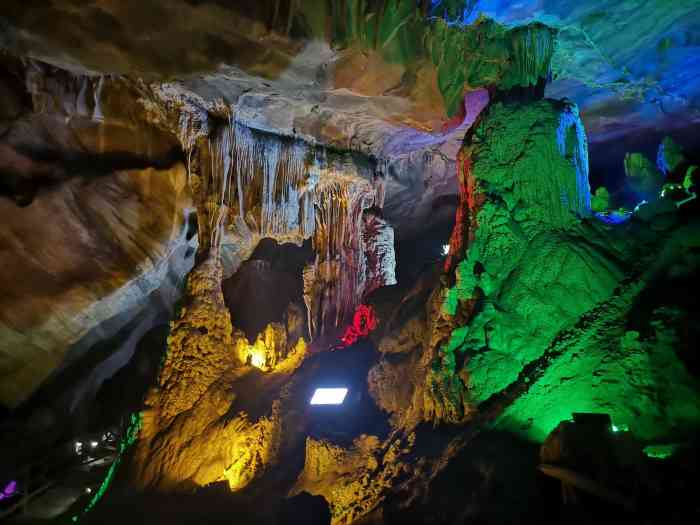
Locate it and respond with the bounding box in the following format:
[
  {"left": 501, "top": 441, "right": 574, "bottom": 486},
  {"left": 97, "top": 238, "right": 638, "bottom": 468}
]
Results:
[{"left": 310, "top": 388, "right": 348, "bottom": 405}]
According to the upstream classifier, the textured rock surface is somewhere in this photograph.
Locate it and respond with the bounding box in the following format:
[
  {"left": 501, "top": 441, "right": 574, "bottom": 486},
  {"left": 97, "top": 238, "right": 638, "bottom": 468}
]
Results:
[
  {"left": 624, "top": 152, "right": 664, "bottom": 197},
  {"left": 428, "top": 99, "right": 597, "bottom": 422},
  {"left": 0, "top": 163, "right": 192, "bottom": 407},
  {"left": 432, "top": 98, "right": 700, "bottom": 442},
  {"left": 451, "top": 1, "right": 700, "bottom": 141},
  {"left": 0, "top": 4, "right": 698, "bottom": 524},
  {"left": 2, "top": 1, "right": 699, "bottom": 142},
  {"left": 132, "top": 253, "right": 310, "bottom": 491},
  {"left": 292, "top": 433, "right": 415, "bottom": 525},
  {"left": 365, "top": 98, "right": 700, "bottom": 448}
]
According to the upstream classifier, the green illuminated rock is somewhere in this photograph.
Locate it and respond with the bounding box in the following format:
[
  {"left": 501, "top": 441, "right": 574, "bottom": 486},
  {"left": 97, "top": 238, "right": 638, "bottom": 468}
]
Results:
[
  {"left": 624, "top": 152, "right": 664, "bottom": 195},
  {"left": 325, "top": 1, "right": 556, "bottom": 116},
  {"left": 658, "top": 136, "right": 686, "bottom": 176},
  {"left": 434, "top": 99, "right": 700, "bottom": 444},
  {"left": 684, "top": 166, "right": 698, "bottom": 193},
  {"left": 426, "top": 19, "right": 556, "bottom": 115},
  {"left": 591, "top": 187, "right": 610, "bottom": 213},
  {"left": 498, "top": 300, "right": 700, "bottom": 442}
]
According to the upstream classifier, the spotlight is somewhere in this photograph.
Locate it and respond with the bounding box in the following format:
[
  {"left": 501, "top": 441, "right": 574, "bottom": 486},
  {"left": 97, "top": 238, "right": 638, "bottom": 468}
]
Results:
[
  {"left": 85, "top": 487, "right": 92, "bottom": 494},
  {"left": 74, "top": 442, "right": 83, "bottom": 454},
  {"left": 611, "top": 423, "right": 629, "bottom": 433},
  {"left": 310, "top": 388, "right": 348, "bottom": 405},
  {"left": 633, "top": 200, "right": 648, "bottom": 213},
  {"left": 90, "top": 441, "right": 98, "bottom": 448},
  {"left": 249, "top": 352, "right": 266, "bottom": 369}
]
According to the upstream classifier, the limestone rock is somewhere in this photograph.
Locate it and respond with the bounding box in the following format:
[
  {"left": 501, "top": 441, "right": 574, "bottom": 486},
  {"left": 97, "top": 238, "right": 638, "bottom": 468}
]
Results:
[
  {"left": 624, "top": 152, "right": 664, "bottom": 196},
  {"left": 591, "top": 187, "right": 610, "bottom": 213},
  {"left": 657, "top": 136, "right": 686, "bottom": 176},
  {"left": 293, "top": 433, "right": 415, "bottom": 525},
  {"left": 0, "top": 163, "right": 192, "bottom": 407},
  {"left": 362, "top": 210, "right": 397, "bottom": 297},
  {"left": 152, "top": 256, "right": 237, "bottom": 422},
  {"left": 429, "top": 99, "right": 601, "bottom": 424},
  {"left": 131, "top": 257, "right": 309, "bottom": 491}
]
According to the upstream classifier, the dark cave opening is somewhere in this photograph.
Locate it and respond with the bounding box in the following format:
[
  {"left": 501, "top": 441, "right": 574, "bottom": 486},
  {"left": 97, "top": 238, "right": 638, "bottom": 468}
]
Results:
[
  {"left": 394, "top": 208, "right": 454, "bottom": 285},
  {"left": 305, "top": 339, "right": 392, "bottom": 446},
  {"left": 222, "top": 238, "right": 313, "bottom": 342},
  {"left": 588, "top": 123, "right": 700, "bottom": 208}
]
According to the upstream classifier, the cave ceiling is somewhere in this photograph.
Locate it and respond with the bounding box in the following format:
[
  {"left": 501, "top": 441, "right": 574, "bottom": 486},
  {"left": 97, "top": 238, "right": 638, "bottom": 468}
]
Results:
[
  {"left": 2, "top": 0, "right": 699, "bottom": 143},
  {"left": 0, "top": 0, "right": 697, "bottom": 251}
]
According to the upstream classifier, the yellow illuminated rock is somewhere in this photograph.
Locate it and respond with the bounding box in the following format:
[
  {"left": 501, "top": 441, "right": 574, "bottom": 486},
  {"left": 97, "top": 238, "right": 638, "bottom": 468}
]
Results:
[{"left": 131, "top": 261, "right": 308, "bottom": 491}]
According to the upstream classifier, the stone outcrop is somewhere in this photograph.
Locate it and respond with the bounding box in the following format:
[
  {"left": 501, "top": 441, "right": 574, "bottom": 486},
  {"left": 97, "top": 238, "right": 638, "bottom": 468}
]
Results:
[
  {"left": 131, "top": 253, "right": 309, "bottom": 491},
  {"left": 369, "top": 97, "right": 700, "bottom": 446},
  {"left": 292, "top": 433, "right": 415, "bottom": 525},
  {"left": 0, "top": 162, "right": 193, "bottom": 407},
  {"left": 4, "top": 1, "right": 699, "bottom": 141},
  {"left": 624, "top": 152, "right": 664, "bottom": 197},
  {"left": 327, "top": 95, "right": 700, "bottom": 525},
  {"left": 428, "top": 99, "right": 598, "bottom": 423},
  {"left": 186, "top": 117, "right": 396, "bottom": 337}
]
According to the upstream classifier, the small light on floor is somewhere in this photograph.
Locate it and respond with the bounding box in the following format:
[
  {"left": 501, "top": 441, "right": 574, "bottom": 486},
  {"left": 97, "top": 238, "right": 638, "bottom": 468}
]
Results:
[
  {"left": 442, "top": 244, "right": 450, "bottom": 256},
  {"left": 611, "top": 423, "right": 629, "bottom": 433},
  {"left": 250, "top": 351, "right": 266, "bottom": 369},
  {"left": 310, "top": 388, "right": 348, "bottom": 405},
  {"left": 634, "top": 200, "right": 648, "bottom": 213},
  {"left": 85, "top": 487, "right": 92, "bottom": 494}
]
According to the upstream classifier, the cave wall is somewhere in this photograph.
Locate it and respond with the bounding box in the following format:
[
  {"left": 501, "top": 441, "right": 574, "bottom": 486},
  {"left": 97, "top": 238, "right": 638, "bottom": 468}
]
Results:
[{"left": 0, "top": 163, "right": 192, "bottom": 408}]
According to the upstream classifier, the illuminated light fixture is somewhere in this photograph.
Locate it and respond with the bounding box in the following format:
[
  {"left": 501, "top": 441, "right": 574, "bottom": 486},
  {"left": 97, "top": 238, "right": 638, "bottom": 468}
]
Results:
[
  {"left": 442, "top": 244, "right": 450, "bottom": 256},
  {"left": 74, "top": 441, "right": 83, "bottom": 454},
  {"left": 85, "top": 487, "right": 92, "bottom": 494},
  {"left": 90, "top": 441, "right": 98, "bottom": 448},
  {"left": 249, "top": 351, "right": 266, "bottom": 369},
  {"left": 611, "top": 423, "right": 629, "bottom": 433},
  {"left": 633, "top": 200, "right": 648, "bottom": 213},
  {"left": 0, "top": 480, "right": 17, "bottom": 501},
  {"left": 310, "top": 388, "right": 348, "bottom": 405},
  {"left": 643, "top": 444, "right": 677, "bottom": 460}
]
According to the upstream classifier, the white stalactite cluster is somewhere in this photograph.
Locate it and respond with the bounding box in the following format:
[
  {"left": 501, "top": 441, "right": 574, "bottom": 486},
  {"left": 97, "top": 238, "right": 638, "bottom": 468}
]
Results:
[{"left": 181, "top": 116, "right": 396, "bottom": 338}]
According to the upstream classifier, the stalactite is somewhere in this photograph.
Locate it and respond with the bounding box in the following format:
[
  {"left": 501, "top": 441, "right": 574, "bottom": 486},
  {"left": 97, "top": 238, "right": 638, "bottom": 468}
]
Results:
[
  {"left": 185, "top": 115, "right": 394, "bottom": 338},
  {"left": 92, "top": 76, "right": 105, "bottom": 122},
  {"left": 362, "top": 209, "right": 397, "bottom": 296},
  {"left": 178, "top": 111, "right": 205, "bottom": 186},
  {"left": 556, "top": 103, "right": 592, "bottom": 214},
  {"left": 508, "top": 23, "right": 556, "bottom": 87}
]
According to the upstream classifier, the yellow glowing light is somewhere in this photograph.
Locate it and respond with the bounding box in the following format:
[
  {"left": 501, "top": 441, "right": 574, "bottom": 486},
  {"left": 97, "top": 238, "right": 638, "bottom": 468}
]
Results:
[{"left": 250, "top": 351, "right": 266, "bottom": 369}]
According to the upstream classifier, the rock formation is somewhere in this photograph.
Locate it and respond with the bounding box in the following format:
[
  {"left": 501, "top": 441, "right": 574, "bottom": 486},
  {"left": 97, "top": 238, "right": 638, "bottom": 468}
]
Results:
[
  {"left": 0, "top": 3, "right": 699, "bottom": 525},
  {"left": 0, "top": 163, "right": 193, "bottom": 408}
]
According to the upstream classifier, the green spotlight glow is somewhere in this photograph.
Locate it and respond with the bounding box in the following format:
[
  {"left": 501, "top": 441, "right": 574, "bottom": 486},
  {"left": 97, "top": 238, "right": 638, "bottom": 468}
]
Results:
[{"left": 643, "top": 444, "right": 678, "bottom": 460}]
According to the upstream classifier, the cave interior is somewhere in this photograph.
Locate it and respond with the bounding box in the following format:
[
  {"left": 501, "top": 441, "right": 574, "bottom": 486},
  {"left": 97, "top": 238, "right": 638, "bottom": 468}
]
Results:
[{"left": 0, "top": 1, "right": 699, "bottom": 524}]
